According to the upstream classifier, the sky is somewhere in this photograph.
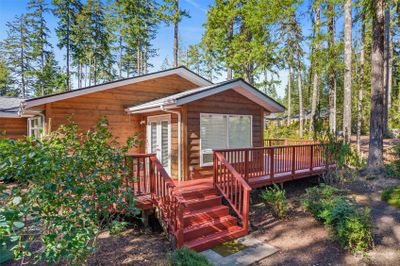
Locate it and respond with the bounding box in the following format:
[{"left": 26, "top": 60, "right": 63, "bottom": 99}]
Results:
[{"left": 0, "top": 0, "right": 322, "bottom": 99}]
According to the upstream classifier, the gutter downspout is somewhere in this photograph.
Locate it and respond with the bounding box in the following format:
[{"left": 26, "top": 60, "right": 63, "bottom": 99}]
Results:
[{"left": 161, "top": 105, "right": 182, "bottom": 181}]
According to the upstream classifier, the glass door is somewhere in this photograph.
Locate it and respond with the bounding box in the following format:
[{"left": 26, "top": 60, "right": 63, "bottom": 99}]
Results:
[{"left": 147, "top": 115, "right": 171, "bottom": 174}]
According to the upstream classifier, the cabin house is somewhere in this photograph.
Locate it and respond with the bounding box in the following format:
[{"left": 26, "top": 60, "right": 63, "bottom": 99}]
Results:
[{"left": 0, "top": 67, "right": 331, "bottom": 251}]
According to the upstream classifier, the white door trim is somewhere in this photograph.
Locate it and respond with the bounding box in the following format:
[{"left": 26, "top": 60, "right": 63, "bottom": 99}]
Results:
[{"left": 146, "top": 114, "right": 172, "bottom": 175}]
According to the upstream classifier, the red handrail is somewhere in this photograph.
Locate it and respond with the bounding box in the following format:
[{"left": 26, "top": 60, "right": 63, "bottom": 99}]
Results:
[
  {"left": 264, "top": 138, "right": 321, "bottom": 147},
  {"left": 149, "top": 155, "right": 186, "bottom": 248},
  {"left": 213, "top": 152, "right": 251, "bottom": 232}
]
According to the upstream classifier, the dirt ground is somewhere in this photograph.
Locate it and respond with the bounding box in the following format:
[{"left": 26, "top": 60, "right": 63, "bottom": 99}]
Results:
[{"left": 253, "top": 177, "right": 400, "bottom": 266}]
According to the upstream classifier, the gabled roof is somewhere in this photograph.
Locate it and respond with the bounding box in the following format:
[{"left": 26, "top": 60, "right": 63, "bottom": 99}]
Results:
[
  {"left": 0, "top": 97, "right": 26, "bottom": 118},
  {"left": 126, "top": 78, "right": 286, "bottom": 114},
  {"left": 22, "top": 66, "right": 212, "bottom": 109}
]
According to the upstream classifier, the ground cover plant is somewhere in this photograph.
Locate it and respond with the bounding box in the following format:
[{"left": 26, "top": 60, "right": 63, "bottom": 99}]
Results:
[
  {"left": 169, "top": 247, "right": 212, "bottom": 266},
  {"left": 381, "top": 185, "right": 400, "bottom": 207},
  {"left": 302, "top": 184, "right": 373, "bottom": 253},
  {"left": 260, "top": 184, "right": 288, "bottom": 218},
  {"left": 0, "top": 118, "right": 140, "bottom": 264}
]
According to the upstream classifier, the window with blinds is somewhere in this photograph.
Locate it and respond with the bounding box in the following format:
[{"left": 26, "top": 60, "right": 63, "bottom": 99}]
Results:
[
  {"left": 200, "top": 113, "right": 252, "bottom": 166},
  {"left": 28, "top": 116, "right": 44, "bottom": 138}
]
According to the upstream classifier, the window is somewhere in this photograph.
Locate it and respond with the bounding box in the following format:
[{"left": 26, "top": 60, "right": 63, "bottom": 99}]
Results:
[
  {"left": 28, "top": 115, "right": 44, "bottom": 138},
  {"left": 200, "top": 113, "right": 252, "bottom": 166}
]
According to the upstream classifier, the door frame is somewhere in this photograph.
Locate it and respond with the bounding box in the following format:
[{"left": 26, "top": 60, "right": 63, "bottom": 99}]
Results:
[{"left": 146, "top": 114, "right": 172, "bottom": 175}]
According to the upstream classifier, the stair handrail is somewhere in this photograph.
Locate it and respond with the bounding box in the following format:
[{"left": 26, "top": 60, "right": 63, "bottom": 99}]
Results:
[
  {"left": 148, "top": 155, "right": 186, "bottom": 248},
  {"left": 213, "top": 151, "right": 251, "bottom": 232}
]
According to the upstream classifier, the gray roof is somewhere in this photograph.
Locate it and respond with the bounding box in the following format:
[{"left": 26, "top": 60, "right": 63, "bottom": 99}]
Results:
[
  {"left": 0, "top": 96, "right": 25, "bottom": 115},
  {"left": 127, "top": 78, "right": 285, "bottom": 113}
]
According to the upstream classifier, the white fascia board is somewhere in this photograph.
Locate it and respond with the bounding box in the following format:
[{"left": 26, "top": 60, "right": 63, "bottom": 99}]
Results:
[
  {"left": 175, "top": 80, "right": 285, "bottom": 113},
  {"left": 126, "top": 104, "right": 177, "bottom": 114},
  {"left": 23, "top": 68, "right": 211, "bottom": 109},
  {"left": 0, "top": 112, "right": 20, "bottom": 118}
]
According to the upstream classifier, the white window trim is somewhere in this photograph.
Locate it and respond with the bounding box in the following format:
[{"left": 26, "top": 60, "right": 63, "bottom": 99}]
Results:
[
  {"left": 200, "top": 113, "right": 253, "bottom": 167},
  {"left": 146, "top": 114, "right": 172, "bottom": 175},
  {"left": 27, "top": 114, "right": 45, "bottom": 138}
]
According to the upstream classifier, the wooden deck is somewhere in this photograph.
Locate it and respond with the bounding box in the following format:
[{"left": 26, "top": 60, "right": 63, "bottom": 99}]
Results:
[{"left": 127, "top": 140, "right": 334, "bottom": 250}]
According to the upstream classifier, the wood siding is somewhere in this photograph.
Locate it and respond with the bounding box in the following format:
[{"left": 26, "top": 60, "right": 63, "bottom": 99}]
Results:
[
  {"left": 37, "top": 74, "right": 197, "bottom": 156},
  {"left": 0, "top": 118, "right": 27, "bottom": 139},
  {"left": 184, "top": 90, "right": 265, "bottom": 180}
]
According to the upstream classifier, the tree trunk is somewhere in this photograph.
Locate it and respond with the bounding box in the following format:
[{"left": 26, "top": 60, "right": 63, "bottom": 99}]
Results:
[
  {"left": 328, "top": 4, "right": 336, "bottom": 134},
  {"left": 383, "top": 8, "right": 391, "bottom": 135},
  {"left": 357, "top": 17, "right": 365, "bottom": 155},
  {"left": 310, "top": 2, "right": 320, "bottom": 133},
  {"left": 368, "top": 0, "right": 385, "bottom": 170},
  {"left": 343, "top": 0, "right": 352, "bottom": 142},
  {"left": 297, "top": 62, "right": 304, "bottom": 138},
  {"left": 173, "top": 0, "right": 179, "bottom": 67},
  {"left": 287, "top": 66, "right": 293, "bottom": 125},
  {"left": 66, "top": 6, "right": 71, "bottom": 91}
]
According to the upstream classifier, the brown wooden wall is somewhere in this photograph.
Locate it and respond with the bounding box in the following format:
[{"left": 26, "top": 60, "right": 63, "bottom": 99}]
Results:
[
  {"left": 35, "top": 74, "right": 197, "bottom": 154},
  {"left": 183, "top": 90, "right": 265, "bottom": 180},
  {"left": 0, "top": 118, "right": 27, "bottom": 139}
]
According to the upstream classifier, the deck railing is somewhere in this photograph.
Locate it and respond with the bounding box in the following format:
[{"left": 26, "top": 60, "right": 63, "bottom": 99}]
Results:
[
  {"left": 213, "top": 152, "right": 251, "bottom": 231},
  {"left": 125, "top": 154, "right": 186, "bottom": 248},
  {"left": 264, "top": 138, "right": 320, "bottom": 147},
  {"left": 215, "top": 143, "right": 331, "bottom": 183}
]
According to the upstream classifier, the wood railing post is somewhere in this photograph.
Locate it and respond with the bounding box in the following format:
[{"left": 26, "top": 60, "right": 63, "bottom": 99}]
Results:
[
  {"left": 176, "top": 202, "right": 184, "bottom": 248},
  {"left": 269, "top": 148, "right": 274, "bottom": 179},
  {"left": 244, "top": 150, "right": 249, "bottom": 181},
  {"left": 149, "top": 158, "right": 154, "bottom": 195},
  {"left": 242, "top": 189, "right": 250, "bottom": 232},
  {"left": 310, "top": 145, "right": 314, "bottom": 171},
  {"left": 291, "top": 146, "right": 296, "bottom": 175}
]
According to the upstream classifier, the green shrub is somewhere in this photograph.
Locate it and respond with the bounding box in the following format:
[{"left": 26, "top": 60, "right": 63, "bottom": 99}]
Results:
[
  {"left": 170, "top": 247, "right": 212, "bottom": 266},
  {"left": 0, "top": 118, "right": 140, "bottom": 264},
  {"left": 381, "top": 186, "right": 400, "bottom": 207},
  {"left": 260, "top": 184, "right": 288, "bottom": 218},
  {"left": 302, "top": 185, "right": 373, "bottom": 253},
  {"left": 109, "top": 221, "right": 128, "bottom": 235},
  {"left": 385, "top": 144, "right": 400, "bottom": 178}
]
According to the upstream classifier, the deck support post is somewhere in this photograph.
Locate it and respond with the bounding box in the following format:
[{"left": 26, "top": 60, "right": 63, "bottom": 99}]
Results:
[
  {"left": 310, "top": 145, "right": 314, "bottom": 172},
  {"left": 291, "top": 146, "right": 296, "bottom": 175},
  {"left": 269, "top": 148, "right": 274, "bottom": 179},
  {"left": 244, "top": 150, "right": 249, "bottom": 181}
]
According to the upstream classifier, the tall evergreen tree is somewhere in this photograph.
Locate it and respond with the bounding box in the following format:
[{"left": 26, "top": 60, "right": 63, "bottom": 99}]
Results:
[
  {"left": 0, "top": 15, "right": 33, "bottom": 97},
  {"left": 53, "top": 0, "right": 82, "bottom": 91},
  {"left": 368, "top": 0, "right": 385, "bottom": 169},
  {"left": 0, "top": 59, "right": 16, "bottom": 96},
  {"left": 343, "top": 0, "right": 353, "bottom": 142},
  {"left": 162, "top": 0, "right": 189, "bottom": 67}
]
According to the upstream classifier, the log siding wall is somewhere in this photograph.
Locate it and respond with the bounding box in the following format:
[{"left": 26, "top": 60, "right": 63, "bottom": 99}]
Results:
[
  {"left": 184, "top": 90, "right": 265, "bottom": 180},
  {"left": 0, "top": 118, "right": 27, "bottom": 139}
]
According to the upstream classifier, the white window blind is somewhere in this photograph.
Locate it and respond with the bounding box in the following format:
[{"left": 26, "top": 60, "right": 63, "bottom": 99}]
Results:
[{"left": 200, "top": 113, "right": 252, "bottom": 166}]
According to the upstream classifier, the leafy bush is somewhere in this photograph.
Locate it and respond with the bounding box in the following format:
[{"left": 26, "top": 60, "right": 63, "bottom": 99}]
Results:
[
  {"left": 0, "top": 118, "right": 140, "bottom": 264},
  {"left": 109, "top": 221, "right": 128, "bottom": 235},
  {"left": 260, "top": 184, "right": 288, "bottom": 218},
  {"left": 302, "top": 185, "right": 373, "bottom": 253},
  {"left": 170, "top": 247, "right": 212, "bottom": 266},
  {"left": 384, "top": 144, "right": 400, "bottom": 178},
  {"left": 381, "top": 186, "right": 400, "bottom": 207}
]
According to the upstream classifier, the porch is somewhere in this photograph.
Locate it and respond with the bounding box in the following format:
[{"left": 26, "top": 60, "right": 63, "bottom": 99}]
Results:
[{"left": 126, "top": 140, "right": 334, "bottom": 251}]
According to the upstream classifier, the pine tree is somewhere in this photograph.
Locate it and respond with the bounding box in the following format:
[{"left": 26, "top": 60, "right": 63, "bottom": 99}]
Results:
[
  {"left": 343, "top": 0, "right": 352, "bottom": 142},
  {"left": 162, "top": 0, "right": 189, "bottom": 67},
  {"left": 327, "top": 3, "right": 337, "bottom": 134},
  {"left": 368, "top": 0, "right": 385, "bottom": 170},
  {"left": 53, "top": 0, "right": 82, "bottom": 91},
  {"left": 1, "top": 15, "right": 33, "bottom": 97},
  {"left": 0, "top": 59, "right": 16, "bottom": 96}
]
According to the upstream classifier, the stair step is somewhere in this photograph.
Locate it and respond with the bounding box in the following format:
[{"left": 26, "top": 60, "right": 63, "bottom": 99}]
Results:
[
  {"left": 183, "top": 205, "right": 230, "bottom": 227},
  {"left": 184, "top": 195, "right": 222, "bottom": 211},
  {"left": 181, "top": 188, "right": 217, "bottom": 201},
  {"left": 185, "top": 226, "right": 247, "bottom": 252},
  {"left": 183, "top": 215, "right": 238, "bottom": 242}
]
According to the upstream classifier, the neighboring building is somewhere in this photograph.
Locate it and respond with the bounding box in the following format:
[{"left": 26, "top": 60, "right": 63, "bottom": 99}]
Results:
[{"left": 0, "top": 67, "right": 285, "bottom": 181}]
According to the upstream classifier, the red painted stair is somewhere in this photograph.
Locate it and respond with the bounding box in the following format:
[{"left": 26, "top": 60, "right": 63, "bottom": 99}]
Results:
[{"left": 179, "top": 187, "right": 247, "bottom": 251}]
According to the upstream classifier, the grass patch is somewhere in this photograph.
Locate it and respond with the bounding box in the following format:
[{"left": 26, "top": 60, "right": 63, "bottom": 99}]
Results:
[
  {"left": 170, "top": 247, "right": 212, "bottom": 266},
  {"left": 212, "top": 240, "right": 247, "bottom": 257},
  {"left": 381, "top": 186, "right": 400, "bottom": 207}
]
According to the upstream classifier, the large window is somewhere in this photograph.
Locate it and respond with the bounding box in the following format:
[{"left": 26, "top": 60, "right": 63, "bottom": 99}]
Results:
[
  {"left": 200, "top": 113, "right": 252, "bottom": 166},
  {"left": 28, "top": 115, "right": 44, "bottom": 138}
]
